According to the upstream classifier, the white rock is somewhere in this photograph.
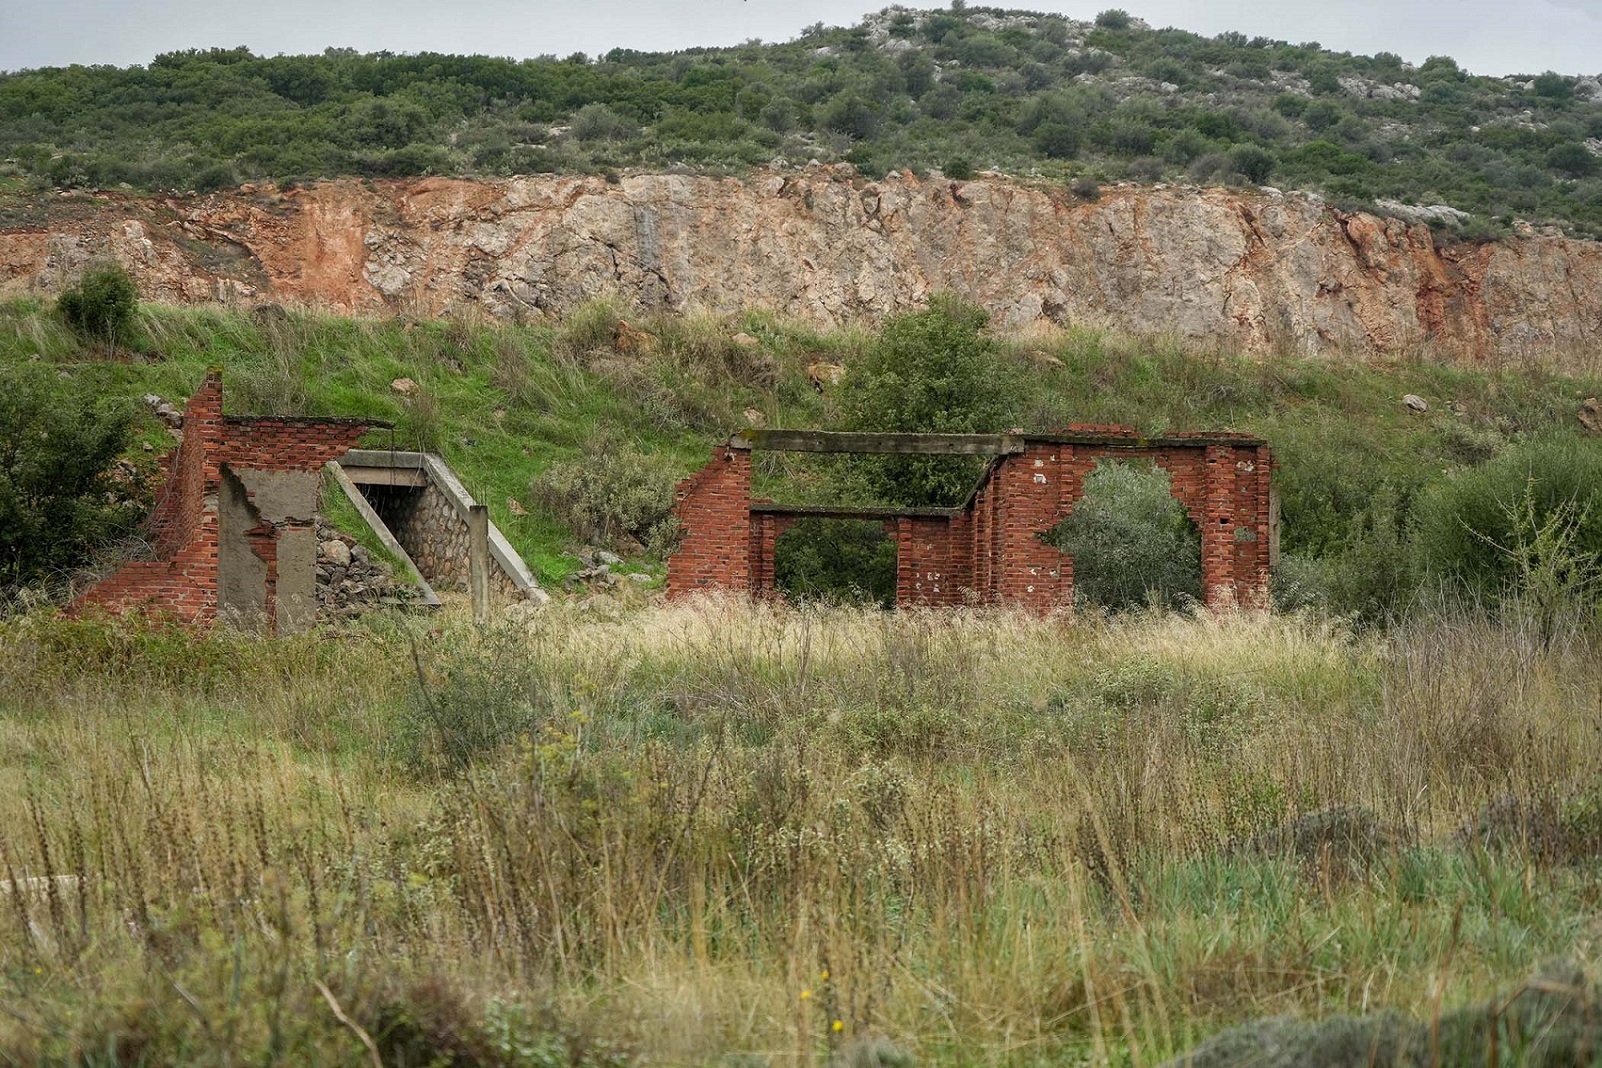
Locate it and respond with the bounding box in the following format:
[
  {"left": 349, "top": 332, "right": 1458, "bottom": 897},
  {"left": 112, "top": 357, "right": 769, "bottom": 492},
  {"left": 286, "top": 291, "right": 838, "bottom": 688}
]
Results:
[{"left": 320, "top": 540, "right": 352, "bottom": 568}]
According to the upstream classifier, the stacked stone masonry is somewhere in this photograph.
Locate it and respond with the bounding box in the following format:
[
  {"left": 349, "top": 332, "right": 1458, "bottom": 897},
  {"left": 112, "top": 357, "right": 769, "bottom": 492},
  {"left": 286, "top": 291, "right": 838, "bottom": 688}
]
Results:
[
  {"left": 73, "top": 371, "right": 378, "bottom": 633},
  {"left": 361, "top": 481, "right": 522, "bottom": 599},
  {"left": 667, "top": 428, "right": 1273, "bottom": 610}
]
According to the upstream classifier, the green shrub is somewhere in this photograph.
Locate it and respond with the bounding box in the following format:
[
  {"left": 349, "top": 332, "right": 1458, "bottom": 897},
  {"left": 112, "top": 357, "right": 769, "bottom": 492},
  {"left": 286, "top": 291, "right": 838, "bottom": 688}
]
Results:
[
  {"left": 943, "top": 156, "right": 974, "bottom": 180},
  {"left": 1094, "top": 9, "right": 1132, "bottom": 29},
  {"left": 529, "top": 434, "right": 680, "bottom": 554},
  {"left": 1319, "top": 485, "right": 1420, "bottom": 625},
  {"left": 1412, "top": 439, "right": 1602, "bottom": 599},
  {"left": 1033, "top": 122, "right": 1081, "bottom": 158},
  {"left": 56, "top": 263, "right": 139, "bottom": 346},
  {"left": 1069, "top": 175, "right": 1102, "bottom": 200},
  {"left": 1229, "top": 144, "right": 1276, "bottom": 183},
  {"left": 568, "top": 103, "right": 638, "bottom": 142},
  {"left": 401, "top": 624, "right": 541, "bottom": 775},
  {"left": 1049, "top": 460, "right": 1203, "bottom": 611},
  {"left": 1547, "top": 143, "right": 1595, "bottom": 178},
  {"left": 0, "top": 365, "right": 136, "bottom": 591},
  {"left": 840, "top": 294, "right": 1019, "bottom": 507},
  {"left": 773, "top": 517, "right": 897, "bottom": 607}
]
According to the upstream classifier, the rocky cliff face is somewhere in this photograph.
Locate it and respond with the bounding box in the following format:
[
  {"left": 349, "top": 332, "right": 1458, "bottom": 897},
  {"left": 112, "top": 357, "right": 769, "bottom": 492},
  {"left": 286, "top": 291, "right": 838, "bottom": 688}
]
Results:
[{"left": 3, "top": 169, "right": 1599, "bottom": 360}]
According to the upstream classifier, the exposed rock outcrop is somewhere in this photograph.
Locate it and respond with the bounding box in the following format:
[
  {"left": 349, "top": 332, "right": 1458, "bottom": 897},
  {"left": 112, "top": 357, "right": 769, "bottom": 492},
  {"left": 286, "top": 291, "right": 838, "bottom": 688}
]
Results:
[{"left": 4, "top": 171, "right": 1600, "bottom": 361}]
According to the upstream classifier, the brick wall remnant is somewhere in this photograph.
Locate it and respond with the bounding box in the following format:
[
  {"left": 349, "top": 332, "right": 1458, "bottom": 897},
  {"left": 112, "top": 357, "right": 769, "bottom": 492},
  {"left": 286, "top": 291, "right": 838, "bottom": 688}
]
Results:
[
  {"left": 72, "top": 371, "right": 385, "bottom": 633},
  {"left": 666, "top": 427, "right": 1274, "bottom": 611}
]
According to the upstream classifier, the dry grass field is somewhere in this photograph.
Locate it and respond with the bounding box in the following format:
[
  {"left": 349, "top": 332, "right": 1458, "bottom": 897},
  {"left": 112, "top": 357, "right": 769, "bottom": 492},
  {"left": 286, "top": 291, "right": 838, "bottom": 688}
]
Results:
[{"left": 1, "top": 598, "right": 1599, "bottom": 1065}]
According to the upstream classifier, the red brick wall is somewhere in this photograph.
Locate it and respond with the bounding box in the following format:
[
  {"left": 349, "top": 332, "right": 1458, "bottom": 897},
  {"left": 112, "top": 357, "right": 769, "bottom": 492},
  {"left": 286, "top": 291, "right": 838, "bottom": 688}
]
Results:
[
  {"left": 143, "top": 371, "right": 222, "bottom": 560},
  {"left": 989, "top": 443, "right": 1071, "bottom": 610},
  {"left": 72, "top": 371, "right": 373, "bottom": 629},
  {"left": 666, "top": 445, "right": 753, "bottom": 598},
  {"left": 895, "top": 515, "right": 971, "bottom": 607},
  {"left": 223, "top": 421, "right": 370, "bottom": 469}
]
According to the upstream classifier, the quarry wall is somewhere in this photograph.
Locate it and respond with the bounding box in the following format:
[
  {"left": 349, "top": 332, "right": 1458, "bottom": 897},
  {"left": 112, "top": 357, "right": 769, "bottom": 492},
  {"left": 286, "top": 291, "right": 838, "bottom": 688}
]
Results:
[{"left": 3, "top": 171, "right": 1600, "bottom": 362}]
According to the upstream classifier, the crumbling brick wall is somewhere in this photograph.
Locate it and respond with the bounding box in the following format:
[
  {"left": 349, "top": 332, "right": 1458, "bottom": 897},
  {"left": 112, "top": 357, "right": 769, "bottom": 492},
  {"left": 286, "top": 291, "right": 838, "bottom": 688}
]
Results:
[
  {"left": 666, "top": 444, "right": 753, "bottom": 599},
  {"left": 73, "top": 371, "right": 376, "bottom": 632},
  {"left": 667, "top": 428, "right": 1274, "bottom": 611}
]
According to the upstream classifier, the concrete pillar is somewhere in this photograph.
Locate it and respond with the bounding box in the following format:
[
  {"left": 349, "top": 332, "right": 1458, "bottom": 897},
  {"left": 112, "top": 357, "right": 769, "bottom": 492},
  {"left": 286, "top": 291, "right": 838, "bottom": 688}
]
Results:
[{"left": 469, "top": 504, "right": 490, "bottom": 623}]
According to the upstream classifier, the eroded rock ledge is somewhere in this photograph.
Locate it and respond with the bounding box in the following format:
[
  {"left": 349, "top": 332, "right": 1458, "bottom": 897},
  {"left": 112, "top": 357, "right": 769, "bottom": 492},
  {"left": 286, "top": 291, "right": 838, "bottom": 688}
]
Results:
[{"left": 4, "top": 170, "right": 1599, "bottom": 361}]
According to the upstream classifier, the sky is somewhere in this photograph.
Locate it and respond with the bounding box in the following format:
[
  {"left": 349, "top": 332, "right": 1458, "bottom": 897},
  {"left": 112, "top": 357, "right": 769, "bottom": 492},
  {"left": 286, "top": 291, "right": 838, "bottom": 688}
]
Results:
[{"left": 1, "top": 0, "right": 1599, "bottom": 78}]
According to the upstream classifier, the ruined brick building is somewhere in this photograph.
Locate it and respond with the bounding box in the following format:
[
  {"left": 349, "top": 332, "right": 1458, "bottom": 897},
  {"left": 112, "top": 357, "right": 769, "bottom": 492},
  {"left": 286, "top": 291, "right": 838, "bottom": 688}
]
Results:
[
  {"left": 74, "top": 370, "right": 381, "bottom": 633},
  {"left": 667, "top": 427, "right": 1275, "bottom": 610}
]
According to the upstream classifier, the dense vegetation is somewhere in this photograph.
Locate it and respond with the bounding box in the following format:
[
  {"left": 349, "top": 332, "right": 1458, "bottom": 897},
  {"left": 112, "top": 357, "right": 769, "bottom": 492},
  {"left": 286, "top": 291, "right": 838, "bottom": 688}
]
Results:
[{"left": 5, "top": 5, "right": 1602, "bottom": 235}]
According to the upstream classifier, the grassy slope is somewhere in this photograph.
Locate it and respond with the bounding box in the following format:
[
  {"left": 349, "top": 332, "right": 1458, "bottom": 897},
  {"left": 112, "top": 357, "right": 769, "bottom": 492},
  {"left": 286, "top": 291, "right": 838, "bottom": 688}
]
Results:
[{"left": 4, "top": 295, "right": 1599, "bottom": 584}]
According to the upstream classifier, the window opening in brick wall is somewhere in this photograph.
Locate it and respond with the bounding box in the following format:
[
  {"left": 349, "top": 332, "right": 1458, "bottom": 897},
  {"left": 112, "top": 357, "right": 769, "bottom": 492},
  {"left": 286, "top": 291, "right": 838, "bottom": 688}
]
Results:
[
  {"left": 1047, "top": 459, "right": 1203, "bottom": 612},
  {"left": 774, "top": 517, "right": 898, "bottom": 608}
]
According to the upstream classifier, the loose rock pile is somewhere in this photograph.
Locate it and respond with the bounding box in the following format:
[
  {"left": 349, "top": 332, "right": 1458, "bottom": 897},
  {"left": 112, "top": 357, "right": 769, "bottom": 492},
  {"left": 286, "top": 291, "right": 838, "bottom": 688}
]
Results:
[
  {"left": 315, "top": 521, "right": 421, "bottom": 619},
  {"left": 564, "top": 548, "right": 654, "bottom": 593}
]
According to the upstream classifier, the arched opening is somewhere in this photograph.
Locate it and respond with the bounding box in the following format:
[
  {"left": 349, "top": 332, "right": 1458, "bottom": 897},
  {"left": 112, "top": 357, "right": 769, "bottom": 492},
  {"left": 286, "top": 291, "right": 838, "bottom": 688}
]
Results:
[
  {"left": 1049, "top": 459, "right": 1203, "bottom": 611},
  {"left": 773, "top": 517, "right": 898, "bottom": 607}
]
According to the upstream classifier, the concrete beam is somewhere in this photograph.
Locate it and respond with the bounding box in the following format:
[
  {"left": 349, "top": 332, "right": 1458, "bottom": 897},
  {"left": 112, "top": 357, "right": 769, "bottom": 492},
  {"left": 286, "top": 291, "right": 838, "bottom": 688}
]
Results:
[
  {"left": 336, "top": 465, "right": 429, "bottom": 487},
  {"left": 733, "top": 429, "right": 1024, "bottom": 455}
]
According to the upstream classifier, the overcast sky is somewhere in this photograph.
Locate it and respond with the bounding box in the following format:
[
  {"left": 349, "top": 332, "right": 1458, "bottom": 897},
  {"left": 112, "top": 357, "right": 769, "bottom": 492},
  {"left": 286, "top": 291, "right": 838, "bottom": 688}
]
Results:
[{"left": 2, "top": 0, "right": 1599, "bottom": 78}]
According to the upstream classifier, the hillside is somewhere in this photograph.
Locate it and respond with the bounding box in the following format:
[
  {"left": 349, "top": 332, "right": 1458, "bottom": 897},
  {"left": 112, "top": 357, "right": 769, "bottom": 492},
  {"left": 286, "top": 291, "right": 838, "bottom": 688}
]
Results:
[
  {"left": 3, "top": 6, "right": 1602, "bottom": 237},
  {"left": 4, "top": 295, "right": 1599, "bottom": 603}
]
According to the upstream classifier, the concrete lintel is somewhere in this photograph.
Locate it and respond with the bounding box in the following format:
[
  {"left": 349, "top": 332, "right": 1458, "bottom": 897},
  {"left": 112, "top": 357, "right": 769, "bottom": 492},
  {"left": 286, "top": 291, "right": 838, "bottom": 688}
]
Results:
[
  {"left": 342, "top": 448, "right": 428, "bottom": 468},
  {"left": 325, "top": 461, "right": 442, "bottom": 608},
  {"left": 337, "top": 465, "right": 429, "bottom": 487},
  {"left": 732, "top": 430, "right": 1025, "bottom": 456}
]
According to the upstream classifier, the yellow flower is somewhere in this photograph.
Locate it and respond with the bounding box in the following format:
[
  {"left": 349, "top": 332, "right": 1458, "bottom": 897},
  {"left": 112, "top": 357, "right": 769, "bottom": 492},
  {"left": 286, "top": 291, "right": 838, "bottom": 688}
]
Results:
[
  {"left": 819, "top": 970, "right": 830, "bottom": 981},
  {"left": 799, "top": 989, "right": 812, "bottom": 1000},
  {"left": 832, "top": 1020, "right": 844, "bottom": 1033}
]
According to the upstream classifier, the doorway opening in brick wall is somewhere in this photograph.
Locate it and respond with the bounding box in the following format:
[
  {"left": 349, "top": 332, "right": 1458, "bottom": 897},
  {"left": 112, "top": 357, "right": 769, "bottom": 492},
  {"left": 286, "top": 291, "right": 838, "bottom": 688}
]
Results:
[
  {"left": 1046, "top": 459, "right": 1204, "bottom": 612},
  {"left": 773, "top": 517, "right": 898, "bottom": 608}
]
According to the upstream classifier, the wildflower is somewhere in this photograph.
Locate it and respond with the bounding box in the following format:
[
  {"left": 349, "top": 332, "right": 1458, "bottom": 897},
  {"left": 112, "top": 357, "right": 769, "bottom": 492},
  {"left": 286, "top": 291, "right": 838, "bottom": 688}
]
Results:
[
  {"left": 800, "top": 989, "right": 812, "bottom": 1000},
  {"left": 820, "top": 970, "right": 829, "bottom": 981},
  {"left": 832, "top": 1020, "right": 844, "bottom": 1033}
]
